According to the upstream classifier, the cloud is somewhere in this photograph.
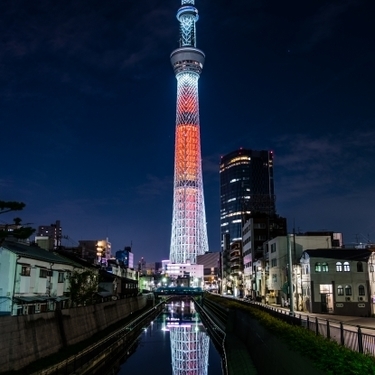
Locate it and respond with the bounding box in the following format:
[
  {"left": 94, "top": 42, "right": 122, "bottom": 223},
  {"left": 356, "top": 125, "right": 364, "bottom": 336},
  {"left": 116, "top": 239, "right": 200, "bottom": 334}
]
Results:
[
  {"left": 0, "top": 1, "right": 176, "bottom": 98},
  {"left": 136, "top": 174, "right": 172, "bottom": 199},
  {"left": 274, "top": 129, "right": 375, "bottom": 203},
  {"left": 298, "top": 0, "right": 358, "bottom": 51}
]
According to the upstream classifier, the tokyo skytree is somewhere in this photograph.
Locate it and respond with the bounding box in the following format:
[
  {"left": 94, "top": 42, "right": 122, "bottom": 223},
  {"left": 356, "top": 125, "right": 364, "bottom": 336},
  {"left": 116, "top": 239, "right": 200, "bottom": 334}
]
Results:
[{"left": 169, "top": 0, "right": 209, "bottom": 264}]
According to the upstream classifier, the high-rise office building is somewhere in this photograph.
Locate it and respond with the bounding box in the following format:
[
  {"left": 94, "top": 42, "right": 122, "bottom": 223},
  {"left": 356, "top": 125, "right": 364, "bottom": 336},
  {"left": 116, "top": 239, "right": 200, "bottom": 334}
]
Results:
[
  {"left": 220, "top": 149, "right": 276, "bottom": 246},
  {"left": 169, "top": 0, "right": 209, "bottom": 264}
]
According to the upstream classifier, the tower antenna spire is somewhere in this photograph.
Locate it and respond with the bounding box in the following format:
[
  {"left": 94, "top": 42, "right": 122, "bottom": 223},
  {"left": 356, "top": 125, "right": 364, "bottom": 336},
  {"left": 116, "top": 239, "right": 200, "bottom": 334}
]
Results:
[{"left": 169, "top": 0, "right": 209, "bottom": 264}]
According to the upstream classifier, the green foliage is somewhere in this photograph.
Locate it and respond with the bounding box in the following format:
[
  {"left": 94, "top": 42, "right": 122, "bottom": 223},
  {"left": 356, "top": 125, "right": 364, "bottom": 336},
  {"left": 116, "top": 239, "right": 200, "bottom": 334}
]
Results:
[
  {"left": 0, "top": 201, "right": 26, "bottom": 214},
  {"left": 0, "top": 200, "right": 35, "bottom": 243},
  {"left": 68, "top": 270, "right": 99, "bottom": 306},
  {"left": 206, "top": 294, "right": 375, "bottom": 375}
]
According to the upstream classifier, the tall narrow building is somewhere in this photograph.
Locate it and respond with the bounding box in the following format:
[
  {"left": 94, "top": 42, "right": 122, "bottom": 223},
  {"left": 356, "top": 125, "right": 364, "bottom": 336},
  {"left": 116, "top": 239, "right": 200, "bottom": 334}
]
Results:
[
  {"left": 169, "top": 0, "right": 209, "bottom": 264},
  {"left": 220, "top": 149, "right": 276, "bottom": 246}
]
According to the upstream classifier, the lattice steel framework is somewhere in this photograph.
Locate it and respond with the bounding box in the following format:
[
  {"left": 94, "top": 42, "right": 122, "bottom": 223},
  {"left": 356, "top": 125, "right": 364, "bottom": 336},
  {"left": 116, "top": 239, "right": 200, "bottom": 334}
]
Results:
[
  {"left": 170, "top": 0, "right": 209, "bottom": 264},
  {"left": 170, "top": 325, "right": 209, "bottom": 375}
]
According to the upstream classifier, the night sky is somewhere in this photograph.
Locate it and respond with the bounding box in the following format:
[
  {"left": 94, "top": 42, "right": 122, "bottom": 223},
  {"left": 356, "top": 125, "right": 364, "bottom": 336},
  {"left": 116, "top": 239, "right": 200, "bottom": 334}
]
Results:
[{"left": 1, "top": 0, "right": 374, "bottom": 263}]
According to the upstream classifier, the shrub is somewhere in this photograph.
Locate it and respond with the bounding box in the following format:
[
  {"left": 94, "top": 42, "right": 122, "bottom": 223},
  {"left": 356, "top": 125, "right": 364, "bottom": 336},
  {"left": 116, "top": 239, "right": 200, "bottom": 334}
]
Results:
[{"left": 205, "top": 294, "right": 375, "bottom": 375}]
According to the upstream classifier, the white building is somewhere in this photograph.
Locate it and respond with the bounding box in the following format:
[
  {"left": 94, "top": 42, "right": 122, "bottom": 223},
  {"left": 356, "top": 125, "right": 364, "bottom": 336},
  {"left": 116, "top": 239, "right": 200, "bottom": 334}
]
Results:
[
  {"left": 264, "top": 234, "right": 342, "bottom": 305},
  {"left": 0, "top": 240, "right": 81, "bottom": 316},
  {"left": 165, "top": 263, "right": 204, "bottom": 287},
  {"left": 300, "top": 248, "right": 373, "bottom": 316}
]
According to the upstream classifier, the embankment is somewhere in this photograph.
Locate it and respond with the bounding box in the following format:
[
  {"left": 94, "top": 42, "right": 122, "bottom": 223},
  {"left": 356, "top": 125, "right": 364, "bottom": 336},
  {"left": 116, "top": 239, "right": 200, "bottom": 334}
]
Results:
[{"left": 0, "top": 295, "right": 147, "bottom": 373}]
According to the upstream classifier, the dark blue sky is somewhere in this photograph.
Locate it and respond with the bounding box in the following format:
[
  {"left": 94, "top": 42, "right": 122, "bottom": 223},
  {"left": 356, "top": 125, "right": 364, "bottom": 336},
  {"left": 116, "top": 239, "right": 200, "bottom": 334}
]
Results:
[{"left": 1, "top": 0, "right": 374, "bottom": 262}]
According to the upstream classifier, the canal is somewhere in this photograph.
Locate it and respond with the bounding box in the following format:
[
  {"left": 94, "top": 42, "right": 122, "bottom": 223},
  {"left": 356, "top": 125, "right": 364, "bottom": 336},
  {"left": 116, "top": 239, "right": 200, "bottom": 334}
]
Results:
[{"left": 115, "top": 298, "right": 224, "bottom": 375}]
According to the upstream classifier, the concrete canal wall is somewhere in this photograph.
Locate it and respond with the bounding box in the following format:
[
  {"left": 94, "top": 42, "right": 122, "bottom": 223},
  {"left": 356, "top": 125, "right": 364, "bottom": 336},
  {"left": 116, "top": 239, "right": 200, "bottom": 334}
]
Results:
[
  {"left": 0, "top": 295, "right": 147, "bottom": 373},
  {"left": 202, "top": 297, "right": 325, "bottom": 375}
]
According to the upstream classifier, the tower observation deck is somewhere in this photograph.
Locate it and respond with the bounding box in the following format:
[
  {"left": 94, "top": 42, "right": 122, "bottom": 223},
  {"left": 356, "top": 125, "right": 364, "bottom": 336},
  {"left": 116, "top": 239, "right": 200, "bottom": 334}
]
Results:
[{"left": 169, "top": 0, "right": 209, "bottom": 264}]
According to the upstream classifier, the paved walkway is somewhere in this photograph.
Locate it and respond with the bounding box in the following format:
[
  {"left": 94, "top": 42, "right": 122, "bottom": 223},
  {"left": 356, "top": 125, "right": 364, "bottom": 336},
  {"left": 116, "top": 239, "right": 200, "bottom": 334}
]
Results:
[{"left": 267, "top": 303, "right": 375, "bottom": 329}]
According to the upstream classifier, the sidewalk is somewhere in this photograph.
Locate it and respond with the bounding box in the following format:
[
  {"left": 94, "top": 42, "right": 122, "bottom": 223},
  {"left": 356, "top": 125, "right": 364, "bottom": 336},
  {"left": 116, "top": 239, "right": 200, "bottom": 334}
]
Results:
[{"left": 268, "top": 303, "right": 375, "bottom": 329}]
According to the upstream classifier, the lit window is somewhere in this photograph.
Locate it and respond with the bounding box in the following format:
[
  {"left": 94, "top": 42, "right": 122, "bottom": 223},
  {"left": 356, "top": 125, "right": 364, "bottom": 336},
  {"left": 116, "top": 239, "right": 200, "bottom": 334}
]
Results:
[
  {"left": 337, "top": 285, "right": 344, "bottom": 296},
  {"left": 336, "top": 262, "right": 342, "bottom": 272},
  {"left": 315, "top": 263, "right": 321, "bottom": 272},
  {"left": 322, "top": 263, "right": 329, "bottom": 272},
  {"left": 343, "top": 262, "right": 350, "bottom": 272}
]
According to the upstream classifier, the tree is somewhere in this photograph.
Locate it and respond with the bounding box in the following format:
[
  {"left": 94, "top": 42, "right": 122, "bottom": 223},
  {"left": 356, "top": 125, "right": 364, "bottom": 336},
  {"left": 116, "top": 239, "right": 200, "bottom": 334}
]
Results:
[
  {"left": 0, "top": 200, "right": 35, "bottom": 244},
  {"left": 68, "top": 270, "right": 99, "bottom": 306}
]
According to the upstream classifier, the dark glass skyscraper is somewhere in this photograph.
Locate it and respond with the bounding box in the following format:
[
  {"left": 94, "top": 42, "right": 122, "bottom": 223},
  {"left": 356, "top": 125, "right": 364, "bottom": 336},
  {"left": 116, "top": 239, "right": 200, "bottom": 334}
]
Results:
[{"left": 220, "top": 149, "right": 276, "bottom": 246}]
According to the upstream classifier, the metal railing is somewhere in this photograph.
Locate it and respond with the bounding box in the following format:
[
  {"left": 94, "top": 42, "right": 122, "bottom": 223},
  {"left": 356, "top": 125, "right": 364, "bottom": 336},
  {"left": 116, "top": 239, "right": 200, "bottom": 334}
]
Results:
[{"left": 250, "top": 302, "right": 375, "bottom": 356}]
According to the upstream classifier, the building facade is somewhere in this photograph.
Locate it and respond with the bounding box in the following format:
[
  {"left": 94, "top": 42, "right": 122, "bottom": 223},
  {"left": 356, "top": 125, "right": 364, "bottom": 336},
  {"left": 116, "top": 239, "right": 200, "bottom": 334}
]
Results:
[
  {"left": 300, "top": 248, "right": 373, "bottom": 316},
  {"left": 263, "top": 233, "right": 341, "bottom": 306},
  {"left": 36, "top": 220, "right": 62, "bottom": 250},
  {"left": 169, "top": 0, "right": 209, "bottom": 264},
  {"left": 220, "top": 149, "right": 275, "bottom": 247},
  {"left": 0, "top": 240, "right": 77, "bottom": 316}
]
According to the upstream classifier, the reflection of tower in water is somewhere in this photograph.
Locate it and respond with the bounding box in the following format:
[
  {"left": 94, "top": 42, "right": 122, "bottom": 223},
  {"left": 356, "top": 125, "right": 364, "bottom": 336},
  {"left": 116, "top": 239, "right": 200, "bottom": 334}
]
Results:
[{"left": 166, "top": 300, "right": 209, "bottom": 375}]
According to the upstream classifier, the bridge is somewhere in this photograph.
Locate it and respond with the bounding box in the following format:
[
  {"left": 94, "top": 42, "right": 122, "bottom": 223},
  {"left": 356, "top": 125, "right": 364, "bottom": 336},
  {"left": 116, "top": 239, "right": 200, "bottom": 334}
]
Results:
[{"left": 154, "top": 286, "right": 203, "bottom": 297}]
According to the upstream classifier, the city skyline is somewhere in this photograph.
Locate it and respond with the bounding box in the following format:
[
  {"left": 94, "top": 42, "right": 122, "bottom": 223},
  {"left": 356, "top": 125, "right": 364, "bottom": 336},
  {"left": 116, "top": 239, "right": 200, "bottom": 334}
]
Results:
[{"left": 1, "top": 0, "right": 374, "bottom": 262}]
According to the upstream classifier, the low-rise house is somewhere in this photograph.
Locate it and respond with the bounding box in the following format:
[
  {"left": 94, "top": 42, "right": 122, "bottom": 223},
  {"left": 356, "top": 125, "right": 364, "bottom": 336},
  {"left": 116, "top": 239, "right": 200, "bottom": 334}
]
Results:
[
  {"left": 105, "top": 258, "right": 138, "bottom": 298},
  {"left": 0, "top": 240, "right": 80, "bottom": 315},
  {"left": 265, "top": 233, "right": 341, "bottom": 306},
  {"left": 300, "top": 248, "right": 373, "bottom": 316}
]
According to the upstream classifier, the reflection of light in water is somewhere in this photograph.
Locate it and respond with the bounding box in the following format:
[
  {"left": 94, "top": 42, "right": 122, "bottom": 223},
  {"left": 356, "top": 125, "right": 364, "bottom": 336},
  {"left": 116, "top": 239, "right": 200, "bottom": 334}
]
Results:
[{"left": 167, "top": 300, "right": 209, "bottom": 375}]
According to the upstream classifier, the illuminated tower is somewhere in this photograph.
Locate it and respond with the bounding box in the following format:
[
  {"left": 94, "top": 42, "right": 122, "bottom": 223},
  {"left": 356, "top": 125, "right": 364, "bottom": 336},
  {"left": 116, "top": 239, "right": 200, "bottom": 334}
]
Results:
[
  {"left": 167, "top": 300, "right": 210, "bottom": 375},
  {"left": 170, "top": 0, "right": 209, "bottom": 264}
]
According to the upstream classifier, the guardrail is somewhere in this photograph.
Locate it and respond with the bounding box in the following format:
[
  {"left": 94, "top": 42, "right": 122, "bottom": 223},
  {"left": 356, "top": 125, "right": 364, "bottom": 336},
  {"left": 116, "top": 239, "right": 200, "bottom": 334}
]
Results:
[{"left": 248, "top": 301, "right": 375, "bottom": 357}]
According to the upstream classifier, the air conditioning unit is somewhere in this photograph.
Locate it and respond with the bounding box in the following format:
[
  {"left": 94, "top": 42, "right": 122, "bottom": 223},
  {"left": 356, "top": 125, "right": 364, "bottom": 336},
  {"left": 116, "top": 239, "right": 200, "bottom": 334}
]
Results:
[
  {"left": 345, "top": 297, "right": 351, "bottom": 302},
  {"left": 358, "top": 297, "right": 364, "bottom": 301}
]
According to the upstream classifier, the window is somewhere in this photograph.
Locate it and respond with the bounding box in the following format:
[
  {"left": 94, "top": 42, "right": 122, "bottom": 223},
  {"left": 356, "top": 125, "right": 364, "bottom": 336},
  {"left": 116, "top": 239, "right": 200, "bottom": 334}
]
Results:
[
  {"left": 336, "top": 262, "right": 342, "bottom": 272},
  {"left": 345, "top": 285, "right": 352, "bottom": 296},
  {"left": 271, "top": 243, "right": 276, "bottom": 253},
  {"left": 39, "top": 268, "right": 48, "bottom": 278},
  {"left": 272, "top": 274, "right": 277, "bottom": 283},
  {"left": 271, "top": 258, "right": 277, "bottom": 267},
  {"left": 322, "top": 263, "right": 329, "bottom": 272},
  {"left": 358, "top": 285, "right": 365, "bottom": 296},
  {"left": 315, "top": 263, "right": 321, "bottom": 272},
  {"left": 343, "top": 262, "right": 350, "bottom": 272},
  {"left": 58, "top": 272, "right": 64, "bottom": 283},
  {"left": 21, "top": 265, "right": 31, "bottom": 276},
  {"left": 357, "top": 262, "right": 363, "bottom": 272},
  {"left": 337, "top": 285, "right": 344, "bottom": 296},
  {"left": 303, "top": 264, "right": 309, "bottom": 275}
]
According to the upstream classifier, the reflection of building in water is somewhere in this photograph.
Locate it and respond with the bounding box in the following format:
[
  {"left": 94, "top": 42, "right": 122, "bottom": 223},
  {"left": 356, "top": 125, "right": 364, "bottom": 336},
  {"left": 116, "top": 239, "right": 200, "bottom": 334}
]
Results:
[{"left": 165, "top": 300, "right": 209, "bottom": 375}]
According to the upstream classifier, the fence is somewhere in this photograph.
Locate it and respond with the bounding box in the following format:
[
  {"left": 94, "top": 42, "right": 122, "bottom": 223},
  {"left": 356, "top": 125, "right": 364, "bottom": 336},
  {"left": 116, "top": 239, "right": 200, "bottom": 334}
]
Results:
[{"left": 252, "top": 302, "right": 375, "bottom": 356}]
